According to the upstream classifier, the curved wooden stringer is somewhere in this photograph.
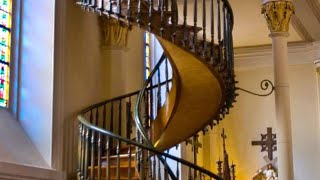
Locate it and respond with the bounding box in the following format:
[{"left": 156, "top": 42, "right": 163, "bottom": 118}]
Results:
[{"left": 153, "top": 37, "right": 224, "bottom": 150}]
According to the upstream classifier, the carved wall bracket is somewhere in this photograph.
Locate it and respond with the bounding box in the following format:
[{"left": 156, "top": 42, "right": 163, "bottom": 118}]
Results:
[
  {"left": 236, "top": 79, "right": 275, "bottom": 97},
  {"left": 261, "top": 1, "right": 295, "bottom": 33},
  {"left": 99, "top": 16, "right": 130, "bottom": 48}
]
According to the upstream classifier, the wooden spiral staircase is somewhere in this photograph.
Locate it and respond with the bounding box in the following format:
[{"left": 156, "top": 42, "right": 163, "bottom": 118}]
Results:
[{"left": 76, "top": 0, "right": 237, "bottom": 179}]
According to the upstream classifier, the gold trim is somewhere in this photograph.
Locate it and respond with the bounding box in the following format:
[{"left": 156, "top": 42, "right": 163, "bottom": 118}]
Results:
[{"left": 262, "top": 1, "right": 295, "bottom": 33}]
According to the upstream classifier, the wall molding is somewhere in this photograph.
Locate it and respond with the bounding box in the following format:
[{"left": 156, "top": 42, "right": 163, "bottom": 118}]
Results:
[
  {"left": 235, "top": 41, "right": 320, "bottom": 71},
  {"left": 291, "top": 15, "right": 314, "bottom": 42},
  {"left": 0, "top": 162, "right": 63, "bottom": 180},
  {"left": 305, "top": 0, "right": 320, "bottom": 24}
]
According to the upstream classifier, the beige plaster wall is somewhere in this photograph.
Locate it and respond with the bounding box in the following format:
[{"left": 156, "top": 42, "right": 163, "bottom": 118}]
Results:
[
  {"left": 62, "top": 2, "right": 145, "bottom": 177},
  {"left": 198, "top": 63, "right": 320, "bottom": 180}
]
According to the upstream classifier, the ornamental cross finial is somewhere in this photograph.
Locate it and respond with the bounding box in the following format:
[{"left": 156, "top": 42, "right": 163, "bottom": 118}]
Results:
[
  {"left": 221, "top": 128, "right": 227, "bottom": 151},
  {"left": 251, "top": 127, "right": 277, "bottom": 160}
]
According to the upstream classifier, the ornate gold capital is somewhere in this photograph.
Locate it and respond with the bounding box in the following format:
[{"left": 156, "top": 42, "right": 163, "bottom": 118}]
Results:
[
  {"left": 99, "top": 17, "right": 129, "bottom": 48},
  {"left": 261, "top": 1, "right": 295, "bottom": 33}
]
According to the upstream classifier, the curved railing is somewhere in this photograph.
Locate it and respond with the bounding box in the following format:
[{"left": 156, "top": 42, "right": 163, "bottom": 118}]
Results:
[{"left": 78, "top": 114, "right": 223, "bottom": 180}]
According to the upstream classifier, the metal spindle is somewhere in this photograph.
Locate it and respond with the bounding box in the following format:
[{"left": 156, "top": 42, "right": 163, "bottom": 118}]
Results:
[
  {"left": 78, "top": 124, "right": 82, "bottom": 174},
  {"left": 128, "top": 145, "right": 132, "bottom": 180},
  {"left": 118, "top": 100, "right": 122, "bottom": 138},
  {"left": 183, "top": 0, "right": 188, "bottom": 47},
  {"left": 188, "top": 166, "right": 192, "bottom": 180},
  {"left": 202, "top": 0, "right": 207, "bottom": 57},
  {"left": 126, "top": 99, "right": 132, "bottom": 139},
  {"left": 160, "top": 0, "right": 165, "bottom": 36},
  {"left": 109, "top": 0, "right": 113, "bottom": 14},
  {"left": 83, "top": 127, "right": 89, "bottom": 180},
  {"left": 90, "top": 129, "right": 96, "bottom": 180},
  {"left": 176, "top": 161, "right": 180, "bottom": 179},
  {"left": 171, "top": 0, "right": 178, "bottom": 41},
  {"left": 110, "top": 102, "right": 114, "bottom": 145},
  {"left": 148, "top": 152, "right": 152, "bottom": 179},
  {"left": 158, "top": 0, "right": 161, "bottom": 11},
  {"left": 157, "top": 68, "right": 161, "bottom": 111},
  {"left": 153, "top": 156, "right": 156, "bottom": 180},
  {"left": 210, "top": 0, "right": 215, "bottom": 64},
  {"left": 137, "top": 0, "right": 143, "bottom": 27},
  {"left": 193, "top": 0, "right": 198, "bottom": 51},
  {"left": 97, "top": 132, "right": 102, "bottom": 180},
  {"left": 158, "top": 157, "right": 161, "bottom": 180},
  {"left": 148, "top": 0, "right": 154, "bottom": 31},
  {"left": 217, "top": 0, "right": 223, "bottom": 65},
  {"left": 97, "top": 0, "right": 104, "bottom": 13},
  {"left": 127, "top": 0, "right": 132, "bottom": 26},
  {"left": 106, "top": 136, "right": 111, "bottom": 180},
  {"left": 165, "top": 58, "right": 169, "bottom": 93},
  {"left": 116, "top": 140, "right": 121, "bottom": 180},
  {"left": 150, "top": 78, "right": 154, "bottom": 121},
  {"left": 222, "top": 3, "right": 227, "bottom": 71},
  {"left": 81, "top": 124, "right": 86, "bottom": 178},
  {"left": 117, "top": 0, "right": 121, "bottom": 17}
]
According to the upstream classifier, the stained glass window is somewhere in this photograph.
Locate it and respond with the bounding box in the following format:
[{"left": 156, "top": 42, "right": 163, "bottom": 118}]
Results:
[
  {"left": 0, "top": 0, "right": 11, "bottom": 107},
  {"left": 144, "top": 32, "right": 151, "bottom": 79}
]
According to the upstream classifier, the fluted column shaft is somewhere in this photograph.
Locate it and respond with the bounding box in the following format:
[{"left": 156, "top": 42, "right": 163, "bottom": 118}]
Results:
[{"left": 261, "top": 1, "right": 295, "bottom": 179}]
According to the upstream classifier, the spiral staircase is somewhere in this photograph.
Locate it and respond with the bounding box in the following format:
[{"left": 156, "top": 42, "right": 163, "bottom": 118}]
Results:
[{"left": 76, "top": 0, "right": 237, "bottom": 179}]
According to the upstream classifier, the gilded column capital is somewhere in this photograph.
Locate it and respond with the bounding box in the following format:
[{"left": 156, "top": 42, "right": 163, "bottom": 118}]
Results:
[
  {"left": 261, "top": 1, "right": 295, "bottom": 33},
  {"left": 315, "top": 59, "right": 320, "bottom": 74}
]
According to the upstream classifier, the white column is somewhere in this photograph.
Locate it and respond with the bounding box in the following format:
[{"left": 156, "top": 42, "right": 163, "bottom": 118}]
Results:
[
  {"left": 261, "top": 1, "right": 295, "bottom": 180},
  {"left": 270, "top": 32, "right": 293, "bottom": 180}
]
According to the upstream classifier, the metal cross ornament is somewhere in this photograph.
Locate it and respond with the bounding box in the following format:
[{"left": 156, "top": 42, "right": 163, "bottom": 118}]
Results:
[{"left": 251, "top": 127, "right": 277, "bottom": 160}]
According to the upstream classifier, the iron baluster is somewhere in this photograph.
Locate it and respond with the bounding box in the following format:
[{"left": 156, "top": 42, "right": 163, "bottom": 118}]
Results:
[
  {"left": 117, "top": 0, "right": 121, "bottom": 18},
  {"left": 127, "top": 0, "right": 132, "bottom": 26},
  {"left": 171, "top": 0, "right": 178, "bottom": 42},
  {"left": 157, "top": 67, "right": 161, "bottom": 111},
  {"left": 217, "top": 0, "right": 223, "bottom": 66},
  {"left": 160, "top": 0, "right": 165, "bottom": 36},
  {"left": 106, "top": 136, "right": 111, "bottom": 180},
  {"left": 137, "top": 0, "right": 143, "bottom": 27},
  {"left": 118, "top": 99, "right": 122, "bottom": 138},
  {"left": 188, "top": 166, "right": 192, "bottom": 180},
  {"left": 158, "top": 157, "right": 161, "bottom": 180},
  {"left": 128, "top": 145, "right": 132, "bottom": 180},
  {"left": 78, "top": 124, "right": 82, "bottom": 174},
  {"left": 183, "top": 0, "right": 188, "bottom": 47},
  {"left": 176, "top": 161, "right": 180, "bottom": 179},
  {"left": 97, "top": 132, "right": 102, "bottom": 180},
  {"left": 202, "top": 0, "right": 207, "bottom": 57},
  {"left": 165, "top": 58, "right": 169, "bottom": 93},
  {"left": 222, "top": 3, "right": 227, "bottom": 72},
  {"left": 126, "top": 99, "right": 132, "bottom": 140},
  {"left": 110, "top": 102, "right": 114, "bottom": 146},
  {"left": 116, "top": 139, "right": 121, "bottom": 180},
  {"left": 83, "top": 127, "right": 89, "bottom": 180},
  {"left": 148, "top": 0, "right": 153, "bottom": 31},
  {"left": 193, "top": 0, "right": 198, "bottom": 51},
  {"left": 81, "top": 124, "right": 86, "bottom": 179},
  {"left": 90, "top": 128, "right": 95, "bottom": 180},
  {"left": 210, "top": 0, "right": 215, "bottom": 65}
]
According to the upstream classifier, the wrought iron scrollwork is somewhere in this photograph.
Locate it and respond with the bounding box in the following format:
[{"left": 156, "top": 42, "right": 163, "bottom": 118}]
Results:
[{"left": 236, "top": 79, "right": 275, "bottom": 97}]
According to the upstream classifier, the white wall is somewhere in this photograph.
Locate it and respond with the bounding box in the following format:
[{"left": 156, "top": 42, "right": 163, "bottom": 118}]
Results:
[
  {"left": 200, "top": 63, "right": 320, "bottom": 180},
  {"left": 19, "top": 0, "right": 55, "bottom": 166}
]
